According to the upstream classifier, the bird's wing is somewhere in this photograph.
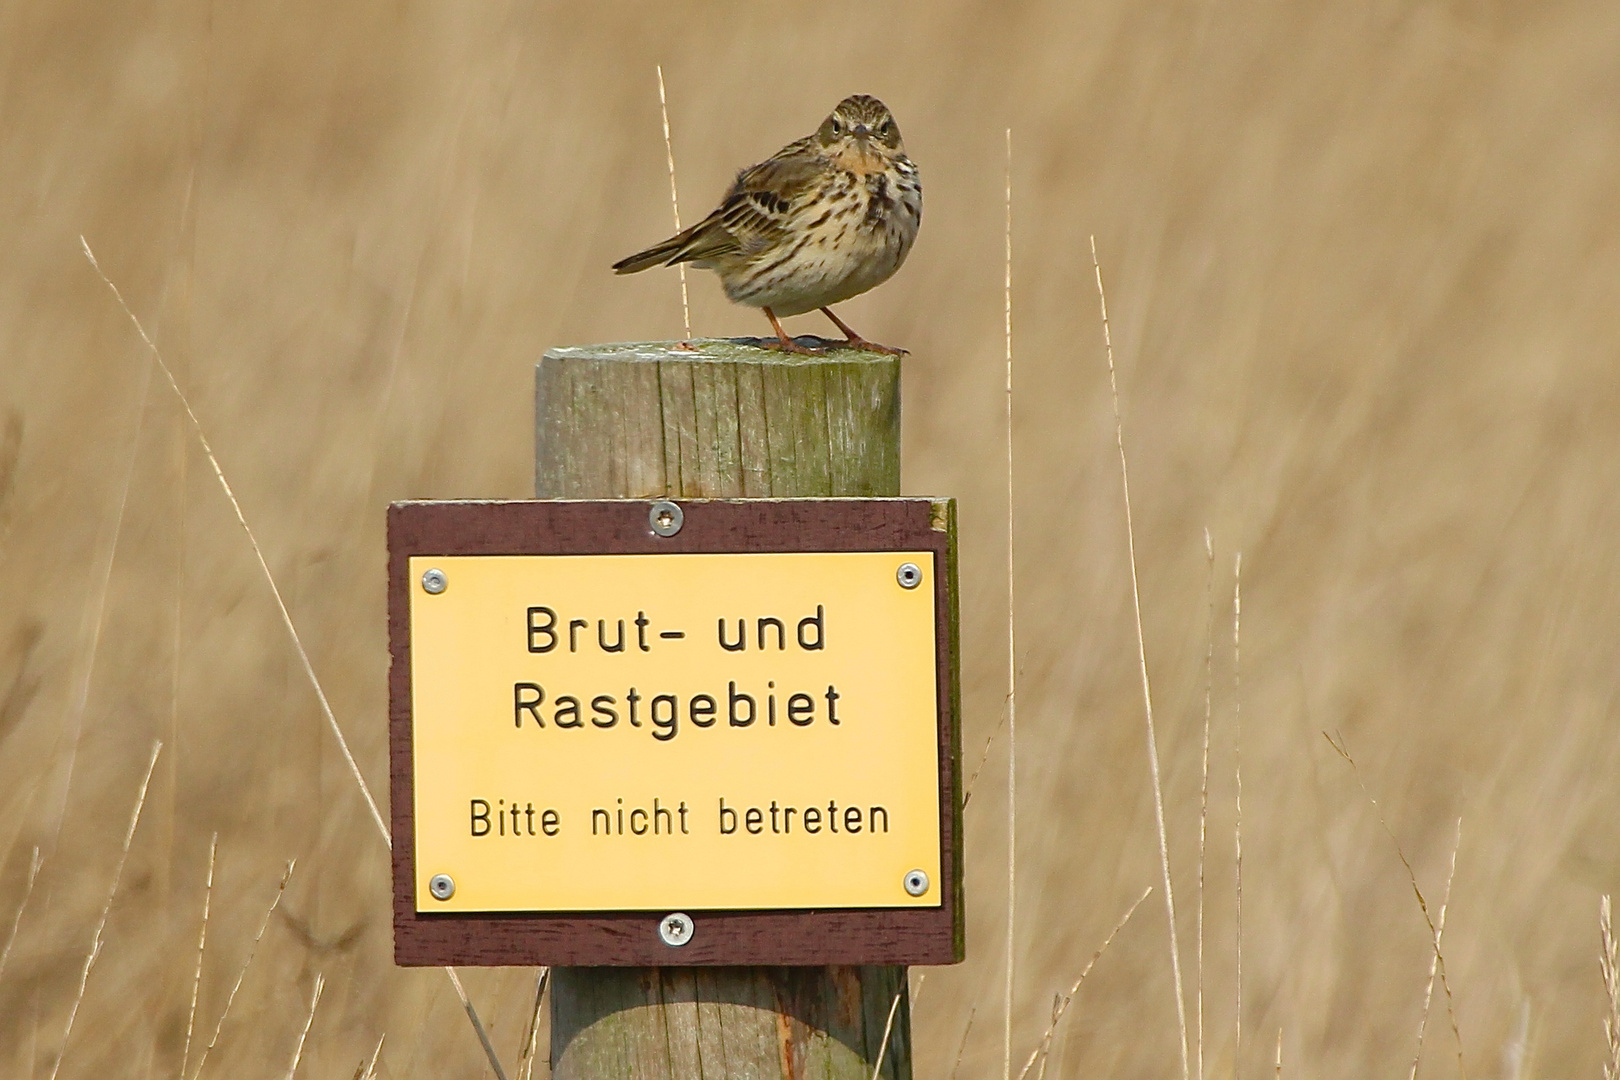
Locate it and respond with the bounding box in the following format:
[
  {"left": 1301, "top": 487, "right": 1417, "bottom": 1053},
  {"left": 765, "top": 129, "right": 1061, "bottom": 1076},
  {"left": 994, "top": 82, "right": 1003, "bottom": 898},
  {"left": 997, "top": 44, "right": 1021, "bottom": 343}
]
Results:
[{"left": 613, "top": 142, "right": 825, "bottom": 273}]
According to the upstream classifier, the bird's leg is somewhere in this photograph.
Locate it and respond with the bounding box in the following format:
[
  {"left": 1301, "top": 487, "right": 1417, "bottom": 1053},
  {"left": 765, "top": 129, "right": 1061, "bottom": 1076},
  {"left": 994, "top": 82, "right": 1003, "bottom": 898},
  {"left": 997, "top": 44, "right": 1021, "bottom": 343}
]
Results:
[
  {"left": 762, "top": 307, "right": 823, "bottom": 354},
  {"left": 819, "top": 307, "right": 908, "bottom": 355}
]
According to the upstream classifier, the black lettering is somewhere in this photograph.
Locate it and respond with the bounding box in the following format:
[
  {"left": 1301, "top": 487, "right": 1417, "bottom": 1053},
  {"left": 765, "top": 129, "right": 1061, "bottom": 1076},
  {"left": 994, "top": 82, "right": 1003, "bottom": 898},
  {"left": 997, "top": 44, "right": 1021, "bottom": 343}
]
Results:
[
  {"left": 728, "top": 682, "right": 755, "bottom": 727},
  {"left": 590, "top": 695, "right": 618, "bottom": 728},
  {"left": 635, "top": 611, "right": 651, "bottom": 651},
  {"left": 553, "top": 695, "right": 582, "bottom": 728},
  {"left": 631, "top": 808, "right": 648, "bottom": 835},
  {"left": 526, "top": 607, "right": 557, "bottom": 652},
  {"left": 524, "top": 804, "right": 536, "bottom": 835},
  {"left": 797, "top": 605, "right": 825, "bottom": 650},
  {"left": 804, "top": 806, "right": 821, "bottom": 833},
  {"left": 844, "top": 807, "right": 862, "bottom": 833},
  {"left": 869, "top": 806, "right": 889, "bottom": 832},
  {"left": 828, "top": 800, "right": 839, "bottom": 833},
  {"left": 541, "top": 809, "right": 560, "bottom": 836},
  {"left": 654, "top": 799, "right": 672, "bottom": 834},
  {"left": 825, "top": 684, "right": 840, "bottom": 725},
  {"left": 592, "top": 808, "right": 610, "bottom": 835},
  {"left": 598, "top": 619, "right": 625, "bottom": 652},
  {"left": 678, "top": 801, "right": 689, "bottom": 833},
  {"left": 569, "top": 618, "right": 586, "bottom": 651},
  {"left": 689, "top": 694, "right": 717, "bottom": 727},
  {"left": 514, "top": 683, "right": 545, "bottom": 728},
  {"left": 783, "top": 806, "right": 797, "bottom": 832},
  {"left": 651, "top": 694, "right": 679, "bottom": 741},
  {"left": 471, "top": 799, "right": 491, "bottom": 836},
  {"left": 768, "top": 684, "right": 776, "bottom": 726},
  {"left": 509, "top": 803, "right": 523, "bottom": 837},
  {"left": 719, "top": 798, "right": 737, "bottom": 834},
  {"left": 788, "top": 693, "right": 814, "bottom": 726},
  {"left": 498, "top": 799, "right": 505, "bottom": 836},
  {"left": 758, "top": 617, "right": 786, "bottom": 650},
  {"left": 718, "top": 618, "right": 745, "bottom": 651},
  {"left": 769, "top": 801, "right": 781, "bottom": 833},
  {"left": 745, "top": 808, "right": 764, "bottom": 834},
  {"left": 627, "top": 687, "right": 641, "bottom": 726}
]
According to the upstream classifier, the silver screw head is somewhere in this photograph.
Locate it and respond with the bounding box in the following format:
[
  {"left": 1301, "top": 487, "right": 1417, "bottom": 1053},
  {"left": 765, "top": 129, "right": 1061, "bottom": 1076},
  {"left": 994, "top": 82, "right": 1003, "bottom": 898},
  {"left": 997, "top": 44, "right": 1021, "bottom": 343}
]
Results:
[
  {"left": 421, "top": 568, "right": 448, "bottom": 594},
  {"left": 903, "top": 869, "right": 930, "bottom": 897},
  {"left": 428, "top": 874, "right": 455, "bottom": 901},
  {"left": 649, "top": 500, "right": 684, "bottom": 537},
  {"left": 896, "top": 562, "right": 923, "bottom": 589},
  {"left": 658, "top": 911, "right": 694, "bottom": 947}
]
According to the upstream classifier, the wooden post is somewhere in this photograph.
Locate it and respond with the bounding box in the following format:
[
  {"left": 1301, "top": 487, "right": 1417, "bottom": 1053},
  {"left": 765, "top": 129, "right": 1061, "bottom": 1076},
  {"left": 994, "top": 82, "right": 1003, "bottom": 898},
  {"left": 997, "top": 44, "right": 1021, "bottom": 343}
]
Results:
[{"left": 537, "top": 339, "right": 912, "bottom": 1080}]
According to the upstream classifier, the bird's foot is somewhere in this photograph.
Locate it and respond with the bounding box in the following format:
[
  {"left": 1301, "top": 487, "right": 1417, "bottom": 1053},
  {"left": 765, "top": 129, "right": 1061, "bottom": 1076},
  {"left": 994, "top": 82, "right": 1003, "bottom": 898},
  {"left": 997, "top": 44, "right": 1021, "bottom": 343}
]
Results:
[
  {"left": 764, "top": 337, "right": 828, "bottom": 356},
  {"left": 837, "top": 337, "right": 908, "bottom": 356}
]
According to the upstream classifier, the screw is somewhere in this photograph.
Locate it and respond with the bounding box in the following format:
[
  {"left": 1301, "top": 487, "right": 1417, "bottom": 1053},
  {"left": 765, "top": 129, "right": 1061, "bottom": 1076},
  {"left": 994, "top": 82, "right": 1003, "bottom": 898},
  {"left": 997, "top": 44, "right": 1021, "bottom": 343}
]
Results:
[
  {"left": 428, "top": 874, "right": 455, "bottom": 901},
  {"left": 896, "top": 562, "right": 922, "bottom": 589},
  {"left": 649, "top": 500, "right": 684, "bottom": 538},
  {"left": 421, "top": 568, "right": 447, "bottom": 594},
  {"left": 903, "top": 869, "right": 930, "bottom": 897},
  {"left": 658, "top": 912, "right": 694, "bottom": 947}
]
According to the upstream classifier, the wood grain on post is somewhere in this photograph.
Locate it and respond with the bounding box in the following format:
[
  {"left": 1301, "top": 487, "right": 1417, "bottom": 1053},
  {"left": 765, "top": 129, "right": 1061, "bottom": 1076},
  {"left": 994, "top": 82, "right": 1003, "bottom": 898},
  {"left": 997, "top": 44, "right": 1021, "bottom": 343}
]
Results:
[{"left": 537, "top": 339, "right": 911, "bottom": 1080}]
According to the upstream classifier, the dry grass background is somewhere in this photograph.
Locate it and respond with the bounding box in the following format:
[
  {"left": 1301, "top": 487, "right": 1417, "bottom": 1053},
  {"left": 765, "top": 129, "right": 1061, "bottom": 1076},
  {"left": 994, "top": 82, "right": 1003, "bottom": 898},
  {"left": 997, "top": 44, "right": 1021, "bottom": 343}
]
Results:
[{"left": 2, "top": 0, "right": 1619, "bottom": 1076}]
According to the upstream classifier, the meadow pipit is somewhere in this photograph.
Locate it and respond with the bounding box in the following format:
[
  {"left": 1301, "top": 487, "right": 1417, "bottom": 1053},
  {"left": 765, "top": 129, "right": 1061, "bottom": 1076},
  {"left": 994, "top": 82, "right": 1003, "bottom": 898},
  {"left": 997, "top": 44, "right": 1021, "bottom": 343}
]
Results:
[{"left": 613, "top": 94, "right": 922, "bottom": 354}]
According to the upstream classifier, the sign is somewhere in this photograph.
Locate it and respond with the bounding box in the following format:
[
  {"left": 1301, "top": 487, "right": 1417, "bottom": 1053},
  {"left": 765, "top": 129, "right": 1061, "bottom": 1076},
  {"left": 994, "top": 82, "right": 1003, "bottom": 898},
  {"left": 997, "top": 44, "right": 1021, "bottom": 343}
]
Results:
[{"left": 389, "top": 498, "right": 961, "bottom": 967}]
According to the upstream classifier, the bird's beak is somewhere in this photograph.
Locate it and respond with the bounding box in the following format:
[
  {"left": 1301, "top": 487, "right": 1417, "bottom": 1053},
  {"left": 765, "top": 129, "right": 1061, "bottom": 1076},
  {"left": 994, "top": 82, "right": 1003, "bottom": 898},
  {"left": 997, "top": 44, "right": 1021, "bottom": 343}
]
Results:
[{"left": 852, "top": 123, "right": 870, "bottom": 141}]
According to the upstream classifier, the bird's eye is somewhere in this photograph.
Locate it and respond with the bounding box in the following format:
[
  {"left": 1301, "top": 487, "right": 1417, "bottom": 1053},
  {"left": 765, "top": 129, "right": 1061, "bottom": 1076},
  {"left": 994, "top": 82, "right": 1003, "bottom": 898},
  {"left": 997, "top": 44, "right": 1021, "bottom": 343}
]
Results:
[
  {"left": 880, "top": 120, "right": 895, "bottom": 136},
  {"left": 829, "top": 118, "right": 842, "bottom": 134}
]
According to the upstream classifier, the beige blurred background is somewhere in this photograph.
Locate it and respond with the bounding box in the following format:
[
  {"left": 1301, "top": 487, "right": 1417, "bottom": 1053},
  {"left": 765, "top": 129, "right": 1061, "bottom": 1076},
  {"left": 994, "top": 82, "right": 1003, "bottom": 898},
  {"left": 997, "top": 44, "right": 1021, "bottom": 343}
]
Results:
[{"left": 4, "top": 0, "right": 1620, "bottom": 1076}]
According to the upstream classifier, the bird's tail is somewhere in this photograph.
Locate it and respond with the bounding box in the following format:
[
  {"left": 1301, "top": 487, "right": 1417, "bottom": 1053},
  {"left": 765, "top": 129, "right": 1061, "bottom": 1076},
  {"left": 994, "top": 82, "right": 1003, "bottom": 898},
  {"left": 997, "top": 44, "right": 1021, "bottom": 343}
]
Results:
[{"left": 612, "top": 228, "right": 693, "bottom": 274}]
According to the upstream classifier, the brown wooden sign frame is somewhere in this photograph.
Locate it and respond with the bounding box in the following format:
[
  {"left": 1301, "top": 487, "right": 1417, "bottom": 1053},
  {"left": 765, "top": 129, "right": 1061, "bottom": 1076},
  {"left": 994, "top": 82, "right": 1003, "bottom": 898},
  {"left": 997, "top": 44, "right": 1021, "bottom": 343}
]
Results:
[{"left": 388, "top": 497, "right": 963, "bottom": 966}]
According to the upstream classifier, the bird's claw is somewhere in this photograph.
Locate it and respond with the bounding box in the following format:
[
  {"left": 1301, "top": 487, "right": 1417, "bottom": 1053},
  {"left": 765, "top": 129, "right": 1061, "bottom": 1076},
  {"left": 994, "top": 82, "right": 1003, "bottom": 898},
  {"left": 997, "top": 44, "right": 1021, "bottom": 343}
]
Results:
[{"left": 840, "top": 339, "right": 908, "bottom": 356}]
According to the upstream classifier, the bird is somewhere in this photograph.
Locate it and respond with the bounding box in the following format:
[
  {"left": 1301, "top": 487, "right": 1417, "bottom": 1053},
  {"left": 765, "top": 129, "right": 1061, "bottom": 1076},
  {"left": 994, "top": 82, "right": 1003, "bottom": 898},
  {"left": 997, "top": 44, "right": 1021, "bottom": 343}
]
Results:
[{"left": 613, "top": 94, "right": 921, "bottom": 355}]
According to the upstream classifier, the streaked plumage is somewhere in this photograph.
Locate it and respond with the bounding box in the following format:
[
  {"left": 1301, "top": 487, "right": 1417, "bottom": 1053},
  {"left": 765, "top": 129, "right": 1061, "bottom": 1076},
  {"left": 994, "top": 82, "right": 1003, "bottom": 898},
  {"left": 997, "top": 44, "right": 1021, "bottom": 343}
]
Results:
[{"left": 614, "top": 94, "right": 921, "bottom": 354}]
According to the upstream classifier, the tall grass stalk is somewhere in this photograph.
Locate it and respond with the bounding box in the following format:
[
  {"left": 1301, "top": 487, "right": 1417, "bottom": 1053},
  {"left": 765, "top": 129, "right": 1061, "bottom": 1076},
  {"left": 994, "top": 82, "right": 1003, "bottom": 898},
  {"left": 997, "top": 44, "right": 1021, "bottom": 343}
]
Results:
[
  {"left": 81, "top": 237, "right": 386, "bottom": 841},
  {"left": 1002, "top": 125, "right": 1018, "bottom": 1080},
  {"left": 0, "top": 844, "right": 41, "bottom": 985},
  {"left": 447, "top": 967, "right": 508, "bottom": 1080},
  {"left": 949, "top": 1007, "right": 978, "bottom": 1080},
  {"left": 1090, "top": 234, "right": 1191, "bottom": 1080},
  {"left": 360, "top": 1033, "right": 386, "bottom": 1080},
  {"left": 871, "top": 989, "right": 905, "bottom": 1080},
  {"left": 191, "top": 859, "right": 295, "bottom": 1080},
  {"left": 283, "top": 973, "right": 325, "bottom": 1080},
  {"left": 1233, "top": 553, "right": 1244, "bottom": 1079},
  {"left": 48, "top": 340, "right": 153, "bottom": 852},
  {"left": 1197, "top": 528, "right": 1214, "bottom": 1080},
  {"left": 46, "top": 740, "right": 162, "bottom": 1080},
  {"left": 655, "top": 65, "right": 691, "bottom": 341},
  {"left": 1600, "top": 895, "right": 1618, "bottom": 1080},
  {"left": 1409, "top": 818, "right": 1461, "bottom": 1080},
  {"left": 1324, "top": 730, "right": 1467, "bottom": 1079},
  {"left": 962, "top": 707, "right": 1010, "bottom": 811},
  {"left": 179, "top": 832, "right": 218, "bottom": 1080},
  {"left": 1014, "top": 885, "right": 1153, "bottom": 1080},
  {"left": 82, "top": 237, "right": 508, "bottom": 1080},
  {"left": 517, "top": 967, "right": 551, "bottom": 1080}
]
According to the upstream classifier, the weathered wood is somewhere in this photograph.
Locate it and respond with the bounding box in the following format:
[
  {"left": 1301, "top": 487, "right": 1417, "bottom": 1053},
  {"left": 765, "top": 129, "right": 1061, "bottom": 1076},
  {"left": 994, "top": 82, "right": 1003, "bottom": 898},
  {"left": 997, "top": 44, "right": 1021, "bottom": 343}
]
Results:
[
  {"left": 551, "top": 967, "right": 911, "bottom": 1080},
  {"left": 539, "top": 339, "right": 913, "bottom": 1080},
  {"left": 536, "top": 340, "right": 901, "bottom": 499}
]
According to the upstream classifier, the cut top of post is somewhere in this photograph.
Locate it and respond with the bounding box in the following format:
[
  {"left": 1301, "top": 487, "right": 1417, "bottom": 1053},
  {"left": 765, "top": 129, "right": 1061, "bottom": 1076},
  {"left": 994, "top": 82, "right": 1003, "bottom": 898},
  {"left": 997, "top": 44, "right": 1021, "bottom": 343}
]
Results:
[{"left": 536, "top": 339, "right": 902, "bottom": 500}]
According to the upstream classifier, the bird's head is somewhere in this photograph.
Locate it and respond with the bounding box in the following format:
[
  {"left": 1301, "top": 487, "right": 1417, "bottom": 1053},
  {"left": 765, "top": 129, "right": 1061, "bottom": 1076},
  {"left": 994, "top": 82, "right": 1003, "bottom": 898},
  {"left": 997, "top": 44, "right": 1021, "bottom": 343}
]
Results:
[{"left": 816, "top": 95, "right": 905, "bottom": 158}]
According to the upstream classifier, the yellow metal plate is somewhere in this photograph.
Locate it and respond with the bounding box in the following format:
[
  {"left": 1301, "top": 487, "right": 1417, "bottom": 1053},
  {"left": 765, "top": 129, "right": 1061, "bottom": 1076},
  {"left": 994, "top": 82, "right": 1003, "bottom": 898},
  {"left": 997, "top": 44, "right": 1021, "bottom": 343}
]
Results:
[{"left": 409, "top": 551, "right": 942, "bottom": 913}]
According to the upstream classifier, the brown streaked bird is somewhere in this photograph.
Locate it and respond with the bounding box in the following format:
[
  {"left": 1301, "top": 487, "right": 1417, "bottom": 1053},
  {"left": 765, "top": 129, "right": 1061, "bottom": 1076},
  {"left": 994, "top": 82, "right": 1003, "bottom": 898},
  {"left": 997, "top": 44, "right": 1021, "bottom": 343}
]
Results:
[{"left": 613, "top": 94, "right": 921, "bottom": 354}]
